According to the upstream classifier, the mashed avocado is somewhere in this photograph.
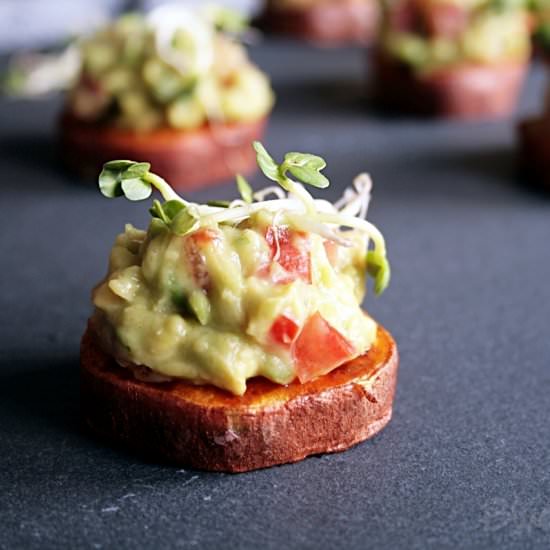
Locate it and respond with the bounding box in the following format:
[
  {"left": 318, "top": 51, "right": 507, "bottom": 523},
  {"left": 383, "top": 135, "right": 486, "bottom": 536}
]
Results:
[
  {"left": 68, "top": 6, "right": 274, "bottom": 131},
  {"left": 381, "top": 0, "right": 531, "bottom": 73},
  {"left": 92, "top": 143, "right": 390, "bottom": 395},
  {"left": 93, "top": 217, "right": 376, "bottom": 395}
]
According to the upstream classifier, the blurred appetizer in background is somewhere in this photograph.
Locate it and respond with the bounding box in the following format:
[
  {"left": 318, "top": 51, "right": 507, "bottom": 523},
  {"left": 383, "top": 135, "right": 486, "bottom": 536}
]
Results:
[
  {"left": 518, "top": 28, "right": 550, "bottom": 189},
  {"left": 81, "top": 142, "right": 398, "bottom": 472},
  {"left": 372, "top": 0, "right": 532, "bottom": 118},
  {"left": 258, "top": 0, "right": 380, "bottom": 46},
  {"left": 531, "top": 0, "right": 550, "bottom": 55},
  {"left": 5, "top": 4, "right": 274, "bottom": 190}
]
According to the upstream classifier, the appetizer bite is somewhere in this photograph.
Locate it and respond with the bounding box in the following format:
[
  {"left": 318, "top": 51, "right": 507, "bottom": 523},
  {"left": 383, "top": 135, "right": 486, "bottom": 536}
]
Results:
[
  {"left": 8, "top": 5, "right": 274, "bottom": 189},
  {"left": 531, "top": 0, "right": 550, "bottom": 56},
  {"left": 259, "top": 0, "right": 380, "bottom": 46},
  {"left": 373, "top": 0, "right": 531, "bottom": 118},
  {"left": 518, "top": 27, "right": 550, "bottom": 189},
  {"left": 82, "top": 142, "right": 398, "bottom": 472}
]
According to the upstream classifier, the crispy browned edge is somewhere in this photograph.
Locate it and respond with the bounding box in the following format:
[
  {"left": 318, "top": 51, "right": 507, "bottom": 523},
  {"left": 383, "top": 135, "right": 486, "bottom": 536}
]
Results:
[
  {"left": 81, "top": 320, "right": 399, "bottom": 472},
  {"left": 258, "top": 0, "right": 380, "bottom": 46},
  {"left": 58, "top": 114, "right": 267, "bottom": 191},
  {"left": 518, "top": 117, "right": 550, "bottom": 191},
  {"left": 372, "top": 52, "right": 528, "bottom": 119}
]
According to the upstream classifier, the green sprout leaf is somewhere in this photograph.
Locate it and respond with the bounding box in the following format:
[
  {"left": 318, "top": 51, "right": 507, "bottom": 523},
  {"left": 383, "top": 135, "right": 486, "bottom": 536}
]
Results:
[
  {"left": 366, "top": 250, "right": 391, "bottom": 296},
  {"left": 170, "top": 207, "right": 200, "bottom": 236},
  {"left": 98, "top": 167, "right": 125, "bottom": 198},
  {"left": 121, "top": 161, "right": 151, "bottom": 179},
  {"left": 149, "top": 199, "right": 187, "bottom": 225},
  {"left": 283, "top": 152, "right": 329, "bottom": 189},
  {"left": 149, "top": 217, "right": 169, "bottom": 237},
  {"left": 103, "top": 160, "right": 136, "bottom": 171},
  {"left": 253, "top": 141, "right": 279, "bottom": 182},
  {"left": 236, "top": 174, "right": 253, "bottom": 203},
  {"left": 121, "top": 178, "right": 153, "bottom": 201},
  {"left": 162, "top": 200, "right": 186, "bottom": 220},
  {"left": 207, "top": 199, "right": 230, "bottom": 208},
  {"left": 99, "top": 160, "right": 152, "bottom": 199},
  {"left": 149, "top": 199, "right": 169, "bottom": 223},
  {"left": 98, "top": 159, "right": 186, "bottom": 206}
]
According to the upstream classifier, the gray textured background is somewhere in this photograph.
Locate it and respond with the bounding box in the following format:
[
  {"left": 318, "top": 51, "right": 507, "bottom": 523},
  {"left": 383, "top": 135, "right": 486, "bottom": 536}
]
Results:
[{"left": 1, "top": 41, "right": 549, "bottom": 549}]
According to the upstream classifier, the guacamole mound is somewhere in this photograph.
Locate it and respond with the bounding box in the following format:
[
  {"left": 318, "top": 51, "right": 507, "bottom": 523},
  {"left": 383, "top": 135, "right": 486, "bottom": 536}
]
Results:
[
  {"left": 381, "top": 0, "right": 531, "bottom": 74},
  {"left": 92, "top": 213, "right": 377, "bottom": 395},
  {"left": 68, "top": 10, "right": 274, "bottom": 131}
]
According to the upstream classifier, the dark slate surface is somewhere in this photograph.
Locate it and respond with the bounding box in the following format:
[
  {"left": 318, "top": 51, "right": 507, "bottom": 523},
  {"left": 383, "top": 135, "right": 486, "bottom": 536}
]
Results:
[{"left": 1, "top": 40, "right": 550, "bottom": 550}]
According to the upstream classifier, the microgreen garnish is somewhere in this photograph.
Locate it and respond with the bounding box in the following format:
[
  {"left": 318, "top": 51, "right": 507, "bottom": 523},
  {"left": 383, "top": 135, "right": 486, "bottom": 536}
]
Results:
[
  {"left": 99, "top": 160, "right": 182, "bottom": 202},
  {"left": 253, "top": 142, "right": 279, "bottom": 182},
  {"left": 98, "top": 141, "right": 391, "bottom": 295},
  {"left": 170, "top": 206, "right": 200, "bottom": 236},
  {"left": 282, "top": 152, "right": 329, "bottom": 189},
  {"left": 367, "top": 251, "right": 391, "bottom": 296},
  {"left": 207, "top": 200, "right": 231, "bottom": 208},
  {"left": 149, "top": 199, "right": 198, "bottom": 236},
  {"left": 252, "top": 141, "right": 329, "bottom": 190},
  {"left": 236, "top": 174, "right": 253, "bottom": 203}
]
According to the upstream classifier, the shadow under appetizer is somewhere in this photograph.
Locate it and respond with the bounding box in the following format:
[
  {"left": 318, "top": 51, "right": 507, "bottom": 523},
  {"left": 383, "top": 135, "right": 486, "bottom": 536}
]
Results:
[
  {"left": 372, "top": 0, "right": 532, "bottom": 118},
  {"left": 81, "top": 142, "right": 398, "bottom": 472}
]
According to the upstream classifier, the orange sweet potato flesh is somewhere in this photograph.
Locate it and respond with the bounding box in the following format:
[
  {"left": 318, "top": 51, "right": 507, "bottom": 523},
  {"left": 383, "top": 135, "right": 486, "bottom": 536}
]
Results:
[
  {"left": 260, "top": 0, "right": 380, "bottom": 46},
  {"left": 59, "top": 113, "right": 267, "bottom": 191},
  {"left": 373, "top": 53, "right": 528, "bottom": 119},
  {"left": 80, "top": 319, "right": 399, "bottom": 472}
]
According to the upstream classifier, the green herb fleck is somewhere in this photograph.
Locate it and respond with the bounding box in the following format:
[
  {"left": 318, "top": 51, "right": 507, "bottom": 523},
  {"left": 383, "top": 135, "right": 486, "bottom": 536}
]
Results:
[
  {"left": 283, "top": 152, "right": 329, "bottom": 189},
  {"left": 236, "top": 174, "right": 253, "bottom": 203},
  {"left": 253, "top": 141, "right": 280, "bottom": 182},
  {"left": 366, "top": 250, "right": 391, "bottom": 296},
  {"left": 253, "top": 141, "right": 329, "bottom": 191}
]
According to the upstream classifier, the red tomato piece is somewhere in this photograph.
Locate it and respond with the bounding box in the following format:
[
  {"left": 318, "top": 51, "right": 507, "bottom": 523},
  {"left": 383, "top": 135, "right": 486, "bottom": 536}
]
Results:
[
  {"left": 191, "top": 228, "right": 220, "bottom": 245},
  {"left": 264, "top": 226, "right": 311, "bottom": 284},
  {"left": 183, "top": 229, "right": 220, "bottom": 289},
  {"left": 269, "top": 315, "right": 300, "bottom": 347},
  {"left": 323, "top": 240, "right": 339, "bottom": 267},
  {"left": 292, "top": 312, "right": 356, "bottom": 383}
]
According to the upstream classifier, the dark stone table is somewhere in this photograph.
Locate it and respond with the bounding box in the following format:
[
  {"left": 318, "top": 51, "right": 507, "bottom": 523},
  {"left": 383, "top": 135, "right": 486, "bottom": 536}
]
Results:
[{"left": 1, "top": 40, "right": 549, "bottom": 549}]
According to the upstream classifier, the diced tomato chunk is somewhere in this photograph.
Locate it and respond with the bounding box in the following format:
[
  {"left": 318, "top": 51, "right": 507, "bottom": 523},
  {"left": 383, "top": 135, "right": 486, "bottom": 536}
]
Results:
[
  {"left": 292, "top": 312, "right": 356, "bottom": 383},
  {"left": 263, "top": 226, "right": 311, "bottom": 284},
  {"left": 323, "top": 240, "right": 339, "bottom": 267},
  {"left": 183, "top": 229, "right": 220, "bottom": 289},
  {"left": 191, "top": 228, "right": 220, "bottom": 245},
  {"left": 269, "top": 315, "right": 300, "bottom": 347}
]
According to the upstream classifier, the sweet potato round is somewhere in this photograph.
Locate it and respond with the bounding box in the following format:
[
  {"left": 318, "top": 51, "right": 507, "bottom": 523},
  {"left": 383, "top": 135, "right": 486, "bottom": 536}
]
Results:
[
  {"left": 372, "top": 53, "right": 528, "bottom": 119},
  {"left": 259, "top": 0, "right": 380, "bottom": 46},
  {"left": 81, "top": 321, "right": 399, "bottom": 472},
  {"left": 59, "top": 114, "right": 267, "bottom": 191}
]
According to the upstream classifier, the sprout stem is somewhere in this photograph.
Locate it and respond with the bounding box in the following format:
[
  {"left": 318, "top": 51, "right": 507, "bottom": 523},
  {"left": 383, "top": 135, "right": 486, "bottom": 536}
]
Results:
[
  {"left": 316, "top": 212, "right": 387, "bottom": 257},
  {"left": 144, "top": 172, "right": 186, "bottom": 203}
]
